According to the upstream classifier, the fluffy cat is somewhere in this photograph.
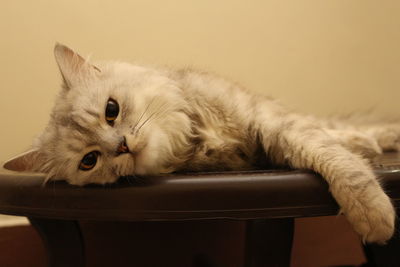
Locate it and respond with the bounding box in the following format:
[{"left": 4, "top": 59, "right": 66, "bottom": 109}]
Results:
[{"left": 4, "top": 44, "right": 399, "bottom": 244}]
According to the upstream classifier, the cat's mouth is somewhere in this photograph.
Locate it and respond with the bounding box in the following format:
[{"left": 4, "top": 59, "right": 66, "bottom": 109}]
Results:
[{"left": 114, "top": 152, "right": 136, "bottom": 177}]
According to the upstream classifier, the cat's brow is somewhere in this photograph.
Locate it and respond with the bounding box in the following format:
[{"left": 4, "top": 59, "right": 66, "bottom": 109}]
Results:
[
  {"left": 67, "top": 143, "right": 83, "bottom": 153},
  {"left": 84, "top": 109, "right": 100, "bottom": 119},
  {"left": 69, "top": 119, "right": 95, "bottom": 136}
]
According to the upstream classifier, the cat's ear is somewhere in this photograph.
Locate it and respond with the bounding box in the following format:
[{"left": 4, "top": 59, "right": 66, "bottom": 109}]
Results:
[
  {"left": 3, "top": 150, "right": 46, "bottom": 172},
  {"left": 54, "top": 43, "right": 101, "bottom": 89}
]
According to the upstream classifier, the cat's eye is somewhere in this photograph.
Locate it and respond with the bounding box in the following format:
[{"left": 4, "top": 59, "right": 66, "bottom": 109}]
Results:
[
  {"left": 79, "top": 151, "right": 99, "bottom": 171},
  {"left": 105, "top": 98, "right": 119, "bottom": 125}
]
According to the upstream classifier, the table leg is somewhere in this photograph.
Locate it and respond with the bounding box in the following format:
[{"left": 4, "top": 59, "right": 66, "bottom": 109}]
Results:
[
  {"left": 244, "top": 218, "right": 294, "bottom": 267},
  {"left": 29, "top": 218, "right": 85, "bottom": 267}
]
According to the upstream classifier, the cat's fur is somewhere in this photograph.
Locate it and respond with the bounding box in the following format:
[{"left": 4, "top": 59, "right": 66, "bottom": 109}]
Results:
[{"left": 4, "top": 44, "right": 399, "bottom": 244}]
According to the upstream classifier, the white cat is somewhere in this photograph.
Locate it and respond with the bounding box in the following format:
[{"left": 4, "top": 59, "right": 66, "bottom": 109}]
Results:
[{"left": 4, "top": 44, "right": 398, "bottom": 244}]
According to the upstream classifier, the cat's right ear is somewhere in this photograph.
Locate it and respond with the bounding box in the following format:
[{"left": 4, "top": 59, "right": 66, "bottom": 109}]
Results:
[
  {"left": 3, "top": 150, "right": 46, "bottom": 173},
  {"left": 54, "top": 43, "right": 101, "bottom": 89}
]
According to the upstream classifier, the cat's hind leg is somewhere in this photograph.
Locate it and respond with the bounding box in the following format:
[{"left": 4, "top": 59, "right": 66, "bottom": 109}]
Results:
[
  {"left": 326, "top": 129, "right": 382, "bottom": 159},
  {"left": 366, "top": 124, "right": 400, "bottom": 152}
]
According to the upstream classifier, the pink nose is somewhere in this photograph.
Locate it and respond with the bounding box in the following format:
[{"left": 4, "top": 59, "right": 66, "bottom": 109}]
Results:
[{"left": 117, "top": 138, "right": 129, "bottom": 154}]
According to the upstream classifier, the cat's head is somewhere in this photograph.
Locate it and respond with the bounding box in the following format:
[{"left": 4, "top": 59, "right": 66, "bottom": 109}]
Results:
[{"left": 3, "top": 44, "right": 192, "bottom": 185}]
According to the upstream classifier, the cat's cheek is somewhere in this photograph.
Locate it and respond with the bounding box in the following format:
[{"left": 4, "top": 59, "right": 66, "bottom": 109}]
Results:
[{"left": 134, "top": 128, "right": 169, "bottom": 175}]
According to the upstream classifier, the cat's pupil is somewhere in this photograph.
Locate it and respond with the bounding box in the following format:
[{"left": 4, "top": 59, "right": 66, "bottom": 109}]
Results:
[
  {"left": 79, "top": 151, "right": 99, "bottom": 171},
  {"left": 105, "top": 99, "right": 119, "bottom": 125}
]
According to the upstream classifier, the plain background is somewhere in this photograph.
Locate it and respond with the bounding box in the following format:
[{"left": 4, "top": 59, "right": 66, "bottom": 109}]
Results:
[{"left": 1, "top": 0, "right": 400, "bottom": 163}]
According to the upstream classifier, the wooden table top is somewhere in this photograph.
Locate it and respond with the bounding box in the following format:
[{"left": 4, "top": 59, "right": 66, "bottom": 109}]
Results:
[{"left": 0, "top": 153, "right": 399, "bottom": 221}]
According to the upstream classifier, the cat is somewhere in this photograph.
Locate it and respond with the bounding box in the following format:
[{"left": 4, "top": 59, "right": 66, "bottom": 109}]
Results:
[{"left": 4, "top": 44, "right": 399, "bottom": 244}]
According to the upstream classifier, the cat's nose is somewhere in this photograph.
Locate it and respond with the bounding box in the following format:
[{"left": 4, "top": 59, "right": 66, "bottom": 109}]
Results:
[{"left": 116, "top": 137, "right": 130, "bottom": 154}]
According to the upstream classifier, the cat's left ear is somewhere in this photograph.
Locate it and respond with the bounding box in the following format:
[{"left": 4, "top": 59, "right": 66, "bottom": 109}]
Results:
[
  {"left": 54, "top": 43, "right": 101, "bottom": 89},
  {"left": 3, "top": 150, "right": 46, "bottom": 172}
]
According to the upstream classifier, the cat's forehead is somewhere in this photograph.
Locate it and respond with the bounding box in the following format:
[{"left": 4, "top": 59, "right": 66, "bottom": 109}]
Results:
[
  {"left": 55, "top": 119, "right": 98, "bottom": 150},
  {"left": 51, "top": 107, "right": 121, "bottom": 155}
]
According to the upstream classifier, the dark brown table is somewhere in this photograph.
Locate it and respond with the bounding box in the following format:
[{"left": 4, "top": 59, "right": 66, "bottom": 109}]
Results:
[{"left": 1, "top": 153, "right": 400, "bottom": 267}]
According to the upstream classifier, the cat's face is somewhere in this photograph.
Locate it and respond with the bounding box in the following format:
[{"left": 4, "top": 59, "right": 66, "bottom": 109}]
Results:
[{"left": 4, "top": 44, "right": 192, "bottom": 185}]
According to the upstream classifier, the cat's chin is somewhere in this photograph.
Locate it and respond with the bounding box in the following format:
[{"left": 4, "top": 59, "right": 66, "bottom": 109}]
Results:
[{"left": 113, "top": 153, "right": 136, "bottom": 177}]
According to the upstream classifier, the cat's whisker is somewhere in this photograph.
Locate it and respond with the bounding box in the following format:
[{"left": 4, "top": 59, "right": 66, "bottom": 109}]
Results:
[
  {"left": 41, "top": 173, "right": 53, "bottom": 187},
  {"left": 134, "top": 109, "right": 161, "bottom": 133},
  {"left": 131, "top": 96, "right": 158, "bottom": 132},
  {"left": 134, "top": 102, "right": 173, "bottom": 134},
  {"left": 133, "top": 102, "right": 167, "bottom": 134}
]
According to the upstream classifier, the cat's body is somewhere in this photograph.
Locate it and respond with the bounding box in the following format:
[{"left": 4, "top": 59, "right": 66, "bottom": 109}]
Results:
[{"left": 4, "top": 44, "right": 399, "bottom": 244}]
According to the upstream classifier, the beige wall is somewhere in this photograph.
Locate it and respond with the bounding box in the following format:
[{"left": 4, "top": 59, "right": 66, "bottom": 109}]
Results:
[{"left": 1, "top": 0, "right": 400, "bottom": 163}]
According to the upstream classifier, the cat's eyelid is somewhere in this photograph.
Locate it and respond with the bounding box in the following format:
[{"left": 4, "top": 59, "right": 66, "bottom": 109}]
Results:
[
  {"left": 78, "top": 145, "right": 102, "bottom": 158},
  {"left": 82, "top": 144, "right": 101, "bottom": 150}
]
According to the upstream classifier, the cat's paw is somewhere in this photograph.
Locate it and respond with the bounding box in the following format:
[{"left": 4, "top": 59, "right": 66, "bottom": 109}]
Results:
[
  {"left": 345, "top": 191, "right": 395, "bottom": 244},
  {"left": 368, "top": 125, "right": 400, "bottom": 152}
]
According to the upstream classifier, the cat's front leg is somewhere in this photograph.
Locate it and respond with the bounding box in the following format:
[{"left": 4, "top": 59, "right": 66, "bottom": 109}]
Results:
[{"left": 260, "top": 114, "right": 395, "bottom": 244}]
